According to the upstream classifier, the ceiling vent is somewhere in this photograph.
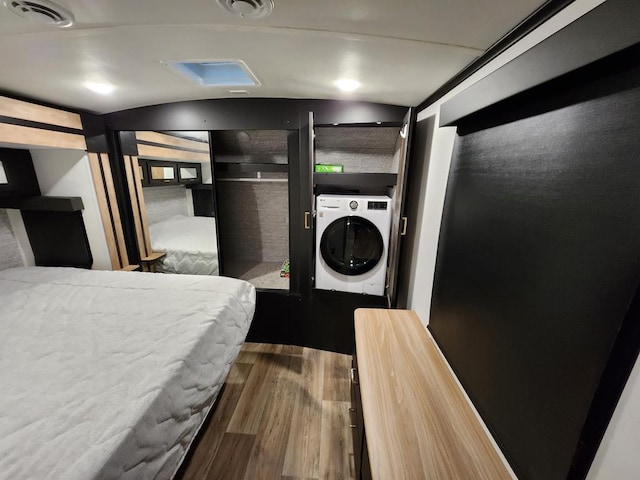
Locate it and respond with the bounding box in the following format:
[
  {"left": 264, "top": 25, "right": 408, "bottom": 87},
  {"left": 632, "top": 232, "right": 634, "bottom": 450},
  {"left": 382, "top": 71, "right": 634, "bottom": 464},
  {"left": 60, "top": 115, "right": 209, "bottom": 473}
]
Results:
[
  {"left": 216, "top": 0, "right": 274, "bottom": 19},
  {"left": 4, "top": 0, "right": 74, "bottom": 27}
]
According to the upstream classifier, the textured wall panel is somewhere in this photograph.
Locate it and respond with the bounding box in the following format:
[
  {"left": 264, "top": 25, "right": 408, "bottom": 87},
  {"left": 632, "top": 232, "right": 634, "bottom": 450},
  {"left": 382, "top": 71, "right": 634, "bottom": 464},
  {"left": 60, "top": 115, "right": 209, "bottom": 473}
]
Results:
[
  {"left": 142, "top": 186, "right": 189, "bottom": 225},
  {"left": 315, "top": 127, "right": 398, "bottom": 173},
  {"left": 216, "top": 180, "right": 289, "bottom": 263},
  {"left": 430, "top": 65, "right": 640, "bottom": 480},
  {"left": 0, "top": 208, "right": 22, "bottom": 270},
  {"left": 211, "top": 130, "right": 288, "bottom": 164}
]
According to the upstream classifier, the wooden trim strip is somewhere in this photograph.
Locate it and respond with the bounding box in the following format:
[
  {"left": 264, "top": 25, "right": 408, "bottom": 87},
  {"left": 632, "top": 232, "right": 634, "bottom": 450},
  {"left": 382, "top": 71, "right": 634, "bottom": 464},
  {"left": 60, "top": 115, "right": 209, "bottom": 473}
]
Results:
[
  {"left": 124, "top": 155, "right": 148, "bottom": 258},
  {"left": 131, "top": 156, "right": 152, "bottom": 256},
  {"left": 99, "top": 153, "right": 129, "bottom": 268},
  {"left": 135, "top": 131, "right": 210, "bottom": 153},
  {"left": 88, "top": 152, "right": 121, "bottom": 270},
  {"left": 138, "top": 143, "right": 210, "bottom": 163},
  {"left": 0, "top": 96, "right": 82, "bottom": 130},
  {"left": 0, "top": 122, "right": 86, "bottom": 150},
  {"left": 354, "top": 309, "right": 512, "bottom": 480}
]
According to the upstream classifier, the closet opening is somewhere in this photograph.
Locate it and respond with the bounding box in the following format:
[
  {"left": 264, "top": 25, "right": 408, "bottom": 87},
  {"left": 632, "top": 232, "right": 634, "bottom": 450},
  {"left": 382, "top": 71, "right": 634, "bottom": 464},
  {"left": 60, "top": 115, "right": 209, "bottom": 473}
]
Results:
[{"left": 212, "top": 129, "right": 290, "bottom": 291}]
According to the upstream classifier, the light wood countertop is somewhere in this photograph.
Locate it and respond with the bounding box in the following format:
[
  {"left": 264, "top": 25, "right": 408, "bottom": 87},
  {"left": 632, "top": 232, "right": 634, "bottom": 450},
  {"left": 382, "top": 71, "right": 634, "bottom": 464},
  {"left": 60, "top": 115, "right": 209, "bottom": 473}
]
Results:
[{"left": 354, "top": 308, "right": 513, "bottom": 480}]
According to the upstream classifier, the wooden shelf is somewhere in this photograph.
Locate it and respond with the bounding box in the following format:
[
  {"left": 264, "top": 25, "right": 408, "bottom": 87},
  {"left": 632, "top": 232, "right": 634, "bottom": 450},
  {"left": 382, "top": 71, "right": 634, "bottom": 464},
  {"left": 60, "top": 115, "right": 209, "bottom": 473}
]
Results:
[
  {"left": 313, "top": 173, "right": 397, "bottom": 188},
  {"left": 0, "top": 195, "right": 84, "bottom": 212},
  {"left": 119, "top": 264, "right": 141, "bottom": 272}
]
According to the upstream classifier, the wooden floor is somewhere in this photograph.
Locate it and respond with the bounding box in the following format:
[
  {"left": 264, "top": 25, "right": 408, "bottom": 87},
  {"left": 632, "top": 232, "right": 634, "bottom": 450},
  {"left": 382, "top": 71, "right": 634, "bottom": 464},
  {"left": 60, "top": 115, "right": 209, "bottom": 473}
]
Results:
[{"left": 178, "top": 343, "right": 354, "bottom": 480}]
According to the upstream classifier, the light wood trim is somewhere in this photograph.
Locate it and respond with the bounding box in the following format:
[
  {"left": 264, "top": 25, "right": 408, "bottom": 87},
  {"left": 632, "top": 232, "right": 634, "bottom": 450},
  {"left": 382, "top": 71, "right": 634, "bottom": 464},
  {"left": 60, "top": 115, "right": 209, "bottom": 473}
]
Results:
[
  {"left": 88, "top": 152, "right": 121, "bottom": 270},
  {"left": 141, "top": 251, "right": 165, "bottom": 262},
  {"left": 119, "top": 264, "right": 141, "bottom": 272},
  {"left": 0, "top": 96, "right": 82, "bottom": 130},
  {"left": 135, "top": 131, "right": 210, "bottom": 153},
  {"left": 354, "top": 309, "right": 512, "bottom": 480},
  {"left": 131, "top": 156, "right": 152, "bottom": 256},
  {"left": 137, "top": 143, "right": 210, "bottom": 163},
  {"left": 124, "top": 155, "right": 148, "bottom": 258},
  {"left": 0, "top": 122, "right": 86, "bottom": 150},
  {"left": 99, "top": 153, "right": 129, "bottom": 268}
]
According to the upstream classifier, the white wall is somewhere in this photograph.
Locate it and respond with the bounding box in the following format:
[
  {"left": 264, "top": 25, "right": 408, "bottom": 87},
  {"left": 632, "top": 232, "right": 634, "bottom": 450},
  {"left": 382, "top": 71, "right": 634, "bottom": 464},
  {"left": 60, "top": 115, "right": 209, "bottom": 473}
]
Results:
[
  {"left": 29, "top": 149, "right": 112, "bottom": 270},
  {"left": 201, "top": 161, "right": 213, "bottom": 184},
  {"left": 587, "top": 356, "right": 640, "bottom": 479}
]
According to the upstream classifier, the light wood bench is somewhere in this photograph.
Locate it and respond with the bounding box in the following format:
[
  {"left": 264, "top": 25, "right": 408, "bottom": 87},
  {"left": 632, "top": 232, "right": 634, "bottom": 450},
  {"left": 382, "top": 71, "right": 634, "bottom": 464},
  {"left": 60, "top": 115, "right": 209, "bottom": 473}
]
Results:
[{"left": 353, "top": 308, "right": 513, "bottom": 480}]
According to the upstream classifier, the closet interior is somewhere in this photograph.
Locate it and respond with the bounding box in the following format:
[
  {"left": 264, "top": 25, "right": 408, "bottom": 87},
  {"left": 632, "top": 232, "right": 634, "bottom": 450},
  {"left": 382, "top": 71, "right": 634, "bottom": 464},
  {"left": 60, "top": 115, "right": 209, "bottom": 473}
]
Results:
[{"left": 212, "top": 130, "right": 290, "bottom": 290}]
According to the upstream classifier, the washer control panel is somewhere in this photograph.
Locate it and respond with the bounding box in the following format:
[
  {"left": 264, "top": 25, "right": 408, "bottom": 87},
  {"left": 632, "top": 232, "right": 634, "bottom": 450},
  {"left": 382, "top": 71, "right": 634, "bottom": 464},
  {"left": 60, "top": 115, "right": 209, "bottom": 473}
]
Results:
[{"left": 368, "top": 201, "right": 388, "bottom": 210}]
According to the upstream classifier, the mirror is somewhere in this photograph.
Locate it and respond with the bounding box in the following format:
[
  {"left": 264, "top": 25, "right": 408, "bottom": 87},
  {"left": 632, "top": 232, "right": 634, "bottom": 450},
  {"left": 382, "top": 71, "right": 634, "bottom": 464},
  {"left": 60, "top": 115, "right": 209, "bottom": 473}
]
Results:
[
  {"left": 0, "top": 161, "right": 7, "bottom": 184},
  {"left": 179, "top": 166, "right": 198, "bottom": 180},
  {"left": 129, "top": 130, "right": 219, "bottom": 276}
]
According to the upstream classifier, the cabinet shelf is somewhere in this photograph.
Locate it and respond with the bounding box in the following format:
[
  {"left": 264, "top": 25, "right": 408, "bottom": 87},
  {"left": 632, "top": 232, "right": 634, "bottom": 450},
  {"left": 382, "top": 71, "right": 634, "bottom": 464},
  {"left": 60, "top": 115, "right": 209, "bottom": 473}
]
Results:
[
  {"left": 313, "top": 173, "right": 397, "bottom": 188},
  {"left": 215, "top": 163, "right": 288, "bottom": 174},
  {"left": 0, "top": 195, "right": 84, "bottom": 212}
]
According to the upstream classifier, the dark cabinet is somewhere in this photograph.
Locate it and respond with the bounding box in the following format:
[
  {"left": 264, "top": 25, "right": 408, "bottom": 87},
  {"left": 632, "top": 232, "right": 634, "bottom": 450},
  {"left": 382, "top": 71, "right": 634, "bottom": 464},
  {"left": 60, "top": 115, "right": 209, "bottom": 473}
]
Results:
[
  {"left": 141, "top": 159, "right": 201, "bottom": 186},
  {"left": 0, "top": 148, "right": 40, "bottom": 197}
]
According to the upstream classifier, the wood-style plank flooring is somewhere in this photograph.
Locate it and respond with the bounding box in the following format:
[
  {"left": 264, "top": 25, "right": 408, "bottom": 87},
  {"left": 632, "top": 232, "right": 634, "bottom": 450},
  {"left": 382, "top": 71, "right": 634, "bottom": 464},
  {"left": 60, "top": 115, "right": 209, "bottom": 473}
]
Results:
[{"left": 178, "top": 343, "right": 354, "bottom": 480}]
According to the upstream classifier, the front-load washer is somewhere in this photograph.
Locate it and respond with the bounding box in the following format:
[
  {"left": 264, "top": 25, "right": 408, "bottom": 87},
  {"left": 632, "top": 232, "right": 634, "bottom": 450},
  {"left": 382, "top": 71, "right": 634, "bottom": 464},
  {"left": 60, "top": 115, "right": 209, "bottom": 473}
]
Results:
[{"left": 315, "top": 194, "right": 392, "bottom": 295}]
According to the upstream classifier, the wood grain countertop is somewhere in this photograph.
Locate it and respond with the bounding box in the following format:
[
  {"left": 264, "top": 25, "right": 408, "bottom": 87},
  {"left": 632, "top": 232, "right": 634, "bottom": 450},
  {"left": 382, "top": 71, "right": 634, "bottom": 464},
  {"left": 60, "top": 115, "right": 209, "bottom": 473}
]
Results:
[{"left": 354, "top": 308, "right": 513, "bottom": 480}]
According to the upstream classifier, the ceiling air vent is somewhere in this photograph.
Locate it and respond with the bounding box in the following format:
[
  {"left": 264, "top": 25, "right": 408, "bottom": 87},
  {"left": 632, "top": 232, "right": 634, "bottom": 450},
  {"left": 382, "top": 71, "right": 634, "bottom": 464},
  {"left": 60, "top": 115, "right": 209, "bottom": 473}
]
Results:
[
  {"left": 216, "top": 0, "right": 274, "bottom": 19},
  {"left": 4, "top": 0, "right": 74, "bottom": 27}
]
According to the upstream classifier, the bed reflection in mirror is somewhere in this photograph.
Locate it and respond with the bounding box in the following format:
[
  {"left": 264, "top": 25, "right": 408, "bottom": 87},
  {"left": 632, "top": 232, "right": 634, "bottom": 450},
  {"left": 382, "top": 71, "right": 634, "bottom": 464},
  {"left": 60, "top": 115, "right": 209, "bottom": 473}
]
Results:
[{"left": 133, "top": 130, "right": 219, "bottom": 276}]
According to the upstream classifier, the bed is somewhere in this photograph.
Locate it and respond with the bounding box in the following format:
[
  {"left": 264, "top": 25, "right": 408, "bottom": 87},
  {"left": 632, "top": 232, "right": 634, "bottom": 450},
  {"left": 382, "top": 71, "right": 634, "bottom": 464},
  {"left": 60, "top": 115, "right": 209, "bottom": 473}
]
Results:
[
  {"left": 148, "top": 215, "right": 219, "bottom": 276},
  {"left": 0, "top": 266, "right": 255, "bottom": 480}
]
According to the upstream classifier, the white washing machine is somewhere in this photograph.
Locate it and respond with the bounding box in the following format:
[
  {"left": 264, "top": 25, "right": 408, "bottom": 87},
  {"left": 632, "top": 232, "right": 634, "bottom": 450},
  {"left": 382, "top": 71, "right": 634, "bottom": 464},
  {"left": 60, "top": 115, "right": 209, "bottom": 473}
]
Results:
[{"left": 315, "top": 194, "right": 392, "bottom": 295}]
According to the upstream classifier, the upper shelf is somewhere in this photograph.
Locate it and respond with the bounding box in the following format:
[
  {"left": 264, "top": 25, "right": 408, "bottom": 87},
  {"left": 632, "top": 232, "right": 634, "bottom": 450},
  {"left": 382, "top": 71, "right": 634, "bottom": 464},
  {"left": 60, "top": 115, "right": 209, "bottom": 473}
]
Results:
[{"left": 313, "top": 173, "right": 397, "bottom": 188}]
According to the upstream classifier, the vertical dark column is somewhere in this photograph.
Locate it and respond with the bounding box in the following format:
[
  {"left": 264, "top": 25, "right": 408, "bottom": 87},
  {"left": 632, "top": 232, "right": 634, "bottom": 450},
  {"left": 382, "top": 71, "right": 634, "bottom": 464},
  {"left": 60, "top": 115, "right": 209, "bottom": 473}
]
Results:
[{"left": 106, "top": 130, "right": 139, "bottom": 264}]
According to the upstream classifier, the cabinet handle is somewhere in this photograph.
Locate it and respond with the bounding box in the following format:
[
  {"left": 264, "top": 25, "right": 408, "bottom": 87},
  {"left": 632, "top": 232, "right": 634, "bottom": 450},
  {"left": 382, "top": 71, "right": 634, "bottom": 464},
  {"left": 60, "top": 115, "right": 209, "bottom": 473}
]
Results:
[
  {"left": 304, "top": 211, "right": 311, "bottom": 230},
  {"left": 350, "top": 368, "right": 359, "bottom": 385},
  {"left": 349, "top": 407, "right": 356, "bottom": 412},
  {"left": 401, "top": 216, "right": 408, "bottom": 236},
  {"left": 350, "top": 424, "right": 357, "bottom": 429}
]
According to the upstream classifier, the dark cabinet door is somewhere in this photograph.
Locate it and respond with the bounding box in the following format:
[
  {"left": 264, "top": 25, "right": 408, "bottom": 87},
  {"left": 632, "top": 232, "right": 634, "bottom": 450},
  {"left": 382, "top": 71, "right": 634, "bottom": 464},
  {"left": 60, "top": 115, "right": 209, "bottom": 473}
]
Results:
[{"left": 387, "top": 107, "right": 415, "bottom": 306}]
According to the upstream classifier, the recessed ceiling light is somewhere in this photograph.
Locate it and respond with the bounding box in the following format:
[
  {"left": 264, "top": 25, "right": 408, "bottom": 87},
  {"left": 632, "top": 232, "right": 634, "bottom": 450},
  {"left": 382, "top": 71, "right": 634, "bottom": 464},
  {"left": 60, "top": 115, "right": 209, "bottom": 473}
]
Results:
[
  {"left": 335, "top": 79, "right": 360, "bottom": 92},
  {"left": 84, "top": 82, "right": 115, "bottom": 95}
]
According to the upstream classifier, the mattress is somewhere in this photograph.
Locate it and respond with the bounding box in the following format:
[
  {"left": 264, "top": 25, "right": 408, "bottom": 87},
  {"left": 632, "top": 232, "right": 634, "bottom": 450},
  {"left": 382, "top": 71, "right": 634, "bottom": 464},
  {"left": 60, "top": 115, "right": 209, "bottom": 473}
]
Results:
[
  {"left": 149, "top": 215, "right": 219, "bottom": 276},
  {"left": 0, "top": 267, "right": 256, "bottom": 480}
]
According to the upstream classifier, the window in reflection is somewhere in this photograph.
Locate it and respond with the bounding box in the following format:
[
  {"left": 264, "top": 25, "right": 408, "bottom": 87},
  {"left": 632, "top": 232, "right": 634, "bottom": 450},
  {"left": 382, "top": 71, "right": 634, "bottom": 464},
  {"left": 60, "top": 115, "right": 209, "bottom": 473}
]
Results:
[
  {"left": 150, "top": 165, "right": 176, "bottom": 181},
  {"left": 179, "top": 166, "right": 198, "bottom": 180}
]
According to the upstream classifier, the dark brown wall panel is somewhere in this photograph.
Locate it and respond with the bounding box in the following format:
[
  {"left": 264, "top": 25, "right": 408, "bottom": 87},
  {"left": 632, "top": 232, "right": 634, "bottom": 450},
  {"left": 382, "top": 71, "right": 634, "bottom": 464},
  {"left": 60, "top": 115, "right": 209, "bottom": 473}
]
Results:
[{"left": 430, "top": 57, "right": 640, "bottom": 479}]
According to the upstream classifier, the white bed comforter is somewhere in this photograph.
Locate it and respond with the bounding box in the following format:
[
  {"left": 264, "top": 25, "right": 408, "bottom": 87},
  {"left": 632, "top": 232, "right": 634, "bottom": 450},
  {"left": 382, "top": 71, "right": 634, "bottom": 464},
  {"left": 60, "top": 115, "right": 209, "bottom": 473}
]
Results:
[
  {"left": 149, "top": 215, "right": 219, "bottom": 276},
  {"left": 0, "top": 267, "right": 255, "bottom": 480}
]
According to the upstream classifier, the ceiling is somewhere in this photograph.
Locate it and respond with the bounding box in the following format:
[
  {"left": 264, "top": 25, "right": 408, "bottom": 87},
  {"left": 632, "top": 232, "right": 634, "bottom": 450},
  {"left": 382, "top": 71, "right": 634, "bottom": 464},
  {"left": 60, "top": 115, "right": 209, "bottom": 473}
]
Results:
[{"left": 0, "top": 0, "right": 548, "bottom": 114}]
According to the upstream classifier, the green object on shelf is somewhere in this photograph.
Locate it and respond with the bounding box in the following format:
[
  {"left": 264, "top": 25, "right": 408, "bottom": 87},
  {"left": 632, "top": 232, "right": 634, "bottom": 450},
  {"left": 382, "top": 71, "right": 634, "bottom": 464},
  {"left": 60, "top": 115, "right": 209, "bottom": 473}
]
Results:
[
  {"left": 280, "top": 259, "right": 290, "bottom": 278},
  {"left": 314, "top": 164, "right": 344, "bottom": 173}
]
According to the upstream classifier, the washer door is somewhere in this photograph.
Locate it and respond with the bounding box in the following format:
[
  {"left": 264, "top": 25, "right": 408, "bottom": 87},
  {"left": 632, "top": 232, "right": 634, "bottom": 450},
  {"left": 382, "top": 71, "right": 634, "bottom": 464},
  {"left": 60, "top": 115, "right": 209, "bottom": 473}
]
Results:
[{"left": 320, "top": 216, "right": 384, "bottom": 276}]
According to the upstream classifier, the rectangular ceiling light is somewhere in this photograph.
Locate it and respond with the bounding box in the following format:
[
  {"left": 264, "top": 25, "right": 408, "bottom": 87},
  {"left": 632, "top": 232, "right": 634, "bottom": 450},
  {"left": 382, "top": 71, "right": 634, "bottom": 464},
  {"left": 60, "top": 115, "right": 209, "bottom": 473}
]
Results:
[{"left": 167, "top": 60, "right": 260, "bottom": 87}]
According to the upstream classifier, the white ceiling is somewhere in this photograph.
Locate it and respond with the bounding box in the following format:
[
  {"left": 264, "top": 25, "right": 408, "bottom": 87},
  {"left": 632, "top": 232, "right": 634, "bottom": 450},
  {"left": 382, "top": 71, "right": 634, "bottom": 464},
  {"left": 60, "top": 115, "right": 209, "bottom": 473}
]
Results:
[{"left": 0, "top": 0, "right": 547, "bottom": 114}]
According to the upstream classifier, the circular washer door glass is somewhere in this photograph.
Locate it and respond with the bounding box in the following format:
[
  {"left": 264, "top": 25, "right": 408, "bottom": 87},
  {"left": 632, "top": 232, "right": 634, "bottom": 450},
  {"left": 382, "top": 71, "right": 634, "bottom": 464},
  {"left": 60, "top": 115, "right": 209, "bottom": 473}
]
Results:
[{"left": 320, "top": 216, "right": 384, "bottom": 275}]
